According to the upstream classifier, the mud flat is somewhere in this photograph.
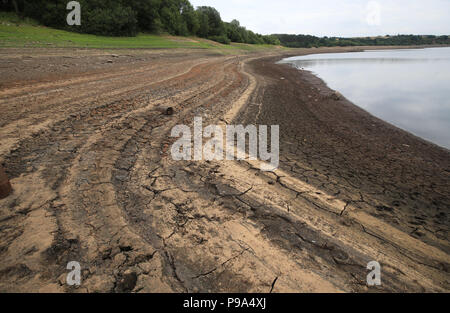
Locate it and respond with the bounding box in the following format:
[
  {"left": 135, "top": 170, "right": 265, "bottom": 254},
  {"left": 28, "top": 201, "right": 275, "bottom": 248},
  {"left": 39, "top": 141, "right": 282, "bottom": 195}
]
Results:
[{"left": 0, "top": 46, "right": 448, "bottom": 292}]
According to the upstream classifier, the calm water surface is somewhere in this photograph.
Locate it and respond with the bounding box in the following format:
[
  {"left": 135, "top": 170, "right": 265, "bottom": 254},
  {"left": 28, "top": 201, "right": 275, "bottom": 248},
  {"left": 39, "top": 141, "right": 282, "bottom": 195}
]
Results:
[{"left": 281, "top": 47, "right": 450, "bottom": 149}]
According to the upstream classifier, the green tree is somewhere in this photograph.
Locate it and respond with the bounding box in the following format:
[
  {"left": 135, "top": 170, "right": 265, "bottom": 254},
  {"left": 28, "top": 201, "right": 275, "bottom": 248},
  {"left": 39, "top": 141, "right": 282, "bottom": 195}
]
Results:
[
  {"left": 195, "top": 6, "right": 225, "bottom": 38},
  {"left": 181, "top": 2, "right": 199, "bottom": 35},
  {"left": 129, "top": 0, "right": 162, "bottom": 33},
  {"left": 80, "top": 1, "right": 138, "bottom": 36},
  {"left": 225, "top": 20, "right": 244, "bottom": 43},
  {"left": 196, "top": 9, "right": 210, "bottom": 38}
]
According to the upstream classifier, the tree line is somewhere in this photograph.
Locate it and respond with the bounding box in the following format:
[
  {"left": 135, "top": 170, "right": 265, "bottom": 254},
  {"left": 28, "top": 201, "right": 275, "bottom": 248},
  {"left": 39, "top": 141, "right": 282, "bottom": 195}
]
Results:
[
  {"left": 0, "top": 0, "right": 281, "bottom": 45},
  {"left": 2, "top": 1, "right": 448, "bottom": 48},
  {"left": 274, "top": 34, "right": 450, "bottom": 48}
]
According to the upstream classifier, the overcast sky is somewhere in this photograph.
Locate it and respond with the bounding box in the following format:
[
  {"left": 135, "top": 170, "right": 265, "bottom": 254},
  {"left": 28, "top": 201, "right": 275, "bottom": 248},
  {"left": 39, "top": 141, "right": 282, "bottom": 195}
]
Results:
[{"left": 190, "top": 0, "right": 450, "bottom": 37}]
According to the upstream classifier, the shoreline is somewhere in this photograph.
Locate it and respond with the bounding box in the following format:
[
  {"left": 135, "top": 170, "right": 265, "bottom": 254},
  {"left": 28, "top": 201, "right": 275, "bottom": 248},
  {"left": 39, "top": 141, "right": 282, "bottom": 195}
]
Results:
[
  {"left": 299, "top": 68, "right": 449, "bottom": 152},
  {"left": 0, "top": 47, "right": 448, "bottom": 292},
  {"left": 240, "top": 51, "right": 449, "bottom": 252},
  {"left": 276, "top": 46, "right": 450, "bottom": 152}
]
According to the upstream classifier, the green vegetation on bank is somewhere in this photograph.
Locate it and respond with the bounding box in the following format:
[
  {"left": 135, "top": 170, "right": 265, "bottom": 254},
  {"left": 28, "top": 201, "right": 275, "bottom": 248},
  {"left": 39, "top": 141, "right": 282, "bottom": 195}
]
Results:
[
  {"left": 2, "top": 0, "right": 448, "bottom": 50},
  {"left": 0, "top": 12, "right": 281, "bottom": 52},
  {"left": 0, "top": 0, "right": 280, "bottom": 46},
  {"left": 274, "top": 34, "right": 450, "bottom": 48}
]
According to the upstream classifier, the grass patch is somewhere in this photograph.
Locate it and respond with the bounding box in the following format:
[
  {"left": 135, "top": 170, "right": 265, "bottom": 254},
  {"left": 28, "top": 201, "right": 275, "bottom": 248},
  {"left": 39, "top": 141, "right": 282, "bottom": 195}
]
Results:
[
  {"left": 0, "top": 11, "right": 39, "bottom": 26},
  {"left": 0, "top": 12, "right": 284, "bottom": 52},
  {"left": 0, "top": 24, "right": 214, "bottom": 49}
]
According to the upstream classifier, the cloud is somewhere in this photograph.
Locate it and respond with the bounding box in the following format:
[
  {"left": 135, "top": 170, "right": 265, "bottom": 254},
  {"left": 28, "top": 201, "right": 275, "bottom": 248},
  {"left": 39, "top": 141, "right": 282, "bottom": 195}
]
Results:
[
  {"left": 190, "top": 0, "right": 450, "bottom": 36},
  {"left": 366, "top": 1, "right": 381, "bottom": 26}
]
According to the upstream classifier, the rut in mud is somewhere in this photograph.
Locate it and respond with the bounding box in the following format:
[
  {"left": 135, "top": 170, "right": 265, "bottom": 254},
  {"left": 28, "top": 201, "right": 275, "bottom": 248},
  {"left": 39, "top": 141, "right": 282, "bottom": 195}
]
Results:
[{"left": 0, "top": 48, "right": 448, "bottom": 292}]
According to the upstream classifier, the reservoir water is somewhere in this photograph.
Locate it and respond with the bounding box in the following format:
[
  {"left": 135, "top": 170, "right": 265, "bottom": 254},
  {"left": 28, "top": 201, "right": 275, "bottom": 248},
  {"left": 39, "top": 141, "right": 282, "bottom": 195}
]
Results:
[{"left": 281, "top": 47, "right": 450, "bottom": 149}]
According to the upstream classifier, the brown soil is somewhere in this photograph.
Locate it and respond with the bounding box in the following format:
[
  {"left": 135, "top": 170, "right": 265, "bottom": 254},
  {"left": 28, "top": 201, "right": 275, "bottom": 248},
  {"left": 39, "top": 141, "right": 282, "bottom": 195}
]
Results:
[{"left": 0, "top": 46, "right": 448, "bottom": 293}]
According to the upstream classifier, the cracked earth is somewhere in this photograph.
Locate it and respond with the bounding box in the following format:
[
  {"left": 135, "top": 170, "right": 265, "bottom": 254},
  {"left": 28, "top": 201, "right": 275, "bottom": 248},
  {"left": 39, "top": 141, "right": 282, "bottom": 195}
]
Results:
[{"left": 0, "top": 47, "right": 448, "bottom": 292}]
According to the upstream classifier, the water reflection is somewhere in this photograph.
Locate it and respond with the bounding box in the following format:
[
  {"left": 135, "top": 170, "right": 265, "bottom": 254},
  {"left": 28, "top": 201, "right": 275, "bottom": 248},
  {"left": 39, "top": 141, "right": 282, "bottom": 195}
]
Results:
[
  {"left": 281, "top": 47, "right": 450, "bottom": 149},
  {"left": 289, "top": 58, "right": 444, "bottom": 67}
]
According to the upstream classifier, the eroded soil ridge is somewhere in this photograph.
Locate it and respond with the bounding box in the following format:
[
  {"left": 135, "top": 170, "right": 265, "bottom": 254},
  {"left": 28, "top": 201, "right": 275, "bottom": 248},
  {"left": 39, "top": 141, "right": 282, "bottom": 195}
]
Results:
[{"left": 0, "top": 48, "right": 448, "bottom": 292}]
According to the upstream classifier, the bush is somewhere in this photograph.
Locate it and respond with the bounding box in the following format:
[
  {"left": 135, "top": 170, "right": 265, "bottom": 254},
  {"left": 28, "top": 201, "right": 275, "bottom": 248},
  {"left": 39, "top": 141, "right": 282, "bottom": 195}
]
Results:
[
  {"left": 40, "top": 1, "right": 66, "bottom": 28},
  {"left": 81, "top": 5, "right": 137, "bottom": 37},
  {"left": 209, "top": 35, "right": 230, "bottom": 45},
  {"left": 262, "top": 35, "right": 281, "bottom": 45},
  {"left": 0, "top": 11, "right": 38, "bottom": 25}
]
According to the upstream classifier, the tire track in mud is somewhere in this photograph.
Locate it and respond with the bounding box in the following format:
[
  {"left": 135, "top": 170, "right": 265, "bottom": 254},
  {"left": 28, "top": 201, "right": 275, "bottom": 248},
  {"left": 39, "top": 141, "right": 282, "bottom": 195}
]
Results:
[
  {"left": 0, "top": 53, "right": 255, "bottom": 292},
  {"left": 0, "top": 57, "right": 223, "bottom": 156},
  {"left": 59, "top": 58, "right": 248, "bottom": 292},
  {"left": 0, "top": 50, "right": 448, "bottom": 292},
  {"left": 105, "top": 56, "right": 448, "bottom": 292}
]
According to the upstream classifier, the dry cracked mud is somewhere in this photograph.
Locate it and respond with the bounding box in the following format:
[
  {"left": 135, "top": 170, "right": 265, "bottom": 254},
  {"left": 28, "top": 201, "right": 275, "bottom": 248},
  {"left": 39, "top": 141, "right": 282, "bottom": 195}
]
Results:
[{"left": 0, "top": 47, "right": 448, "bottom": 293}]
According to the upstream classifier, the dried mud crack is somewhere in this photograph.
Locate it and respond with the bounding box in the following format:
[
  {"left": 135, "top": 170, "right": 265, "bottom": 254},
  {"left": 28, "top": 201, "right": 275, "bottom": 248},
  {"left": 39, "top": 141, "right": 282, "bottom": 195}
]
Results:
[{"left": 0, "top": 47, "right": 448, "bottom": 292}]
